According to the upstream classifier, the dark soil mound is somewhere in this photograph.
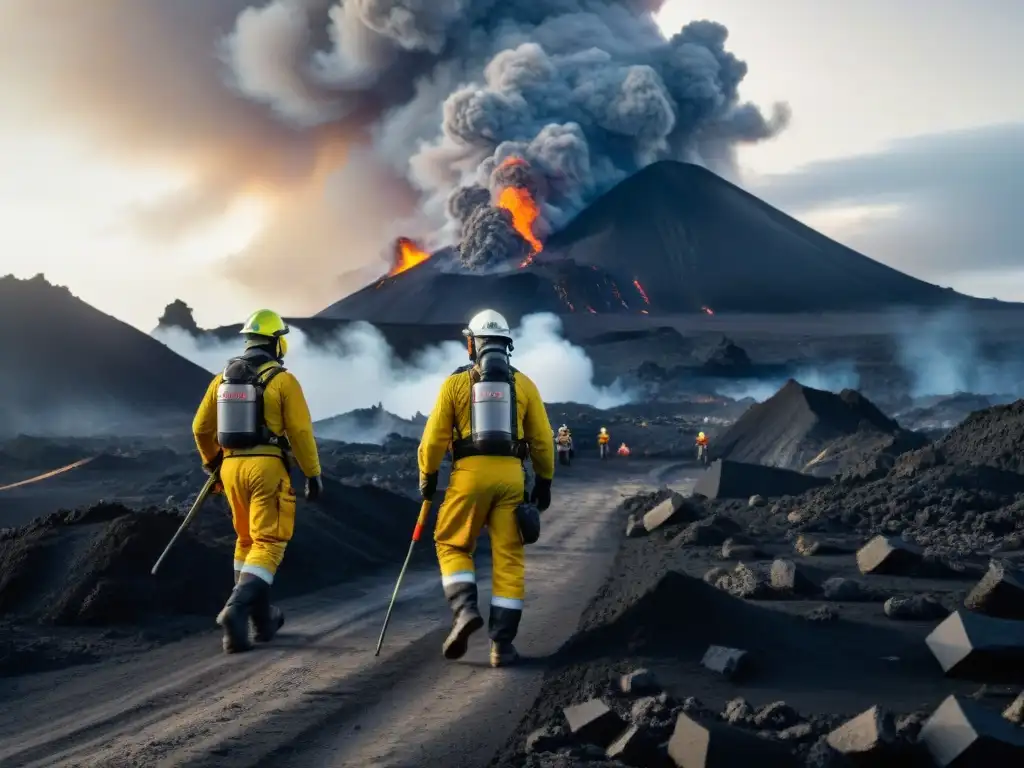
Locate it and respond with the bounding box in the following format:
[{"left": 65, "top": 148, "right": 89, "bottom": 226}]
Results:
[
  {"left": 0, "top": 503, "right": 223, "bottom": 624},
  {"left": 0, "top": 480, "right": 423, "bottom": 628},
  {"left": 935, "top": 399, "right": 1024, "bottom": 472},
  {"left": 1, "top": 274, "right": 211, "bottom": 437},
  {"left": 792, "top": 399, "right": 1024, "bottom": 555},
  {"left": 714, "top": 380, "right": 926, "bottom": 476}
]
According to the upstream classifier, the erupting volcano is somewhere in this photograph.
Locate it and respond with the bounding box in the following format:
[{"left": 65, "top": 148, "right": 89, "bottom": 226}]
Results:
[{"left": 321, "top": 162, "right": 1002, "bottom": 325}]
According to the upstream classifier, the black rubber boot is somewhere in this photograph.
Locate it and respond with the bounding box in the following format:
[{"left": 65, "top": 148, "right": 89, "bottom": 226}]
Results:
[
  {"left": 441, "top": 582, "right": 483, "bottom": 660},
  {"left": 252, "top": 581, "right": 285, "bottom": 643},
  {"left": 216, "top": 573, "right": 263, "bottom": 654},
  {"left": 488, "top": 605, "right": 522, "bottom": 667},
  {"left": 489, "top": 641, "right": 520, "bottom": 668}
]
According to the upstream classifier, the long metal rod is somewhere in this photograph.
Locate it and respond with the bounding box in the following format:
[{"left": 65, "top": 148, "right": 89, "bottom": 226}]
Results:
[
  {"left": 151, "top": 473, "right": 218, "bottom": 576},
  {"left": 374, "top": 499, "right": 432, "bottom": 657}
]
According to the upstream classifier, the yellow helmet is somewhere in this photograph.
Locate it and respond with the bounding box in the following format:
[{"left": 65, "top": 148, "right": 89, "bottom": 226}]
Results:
[
  {"left": 698, "top": 431, "right": 705, "bottom": 438},
  {"left": 241, "top": 309, "right": 289, "bottom": 359},
  {"left": 240, "top": 309, "right": 289, "bottom": 339},
  {"left": 600, "top": 427, "right": 607, "bottom": 433}
]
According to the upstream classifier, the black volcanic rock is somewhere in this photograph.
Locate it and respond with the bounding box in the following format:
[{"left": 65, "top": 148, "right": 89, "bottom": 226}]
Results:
[
  {"left": 698, "top": 336, "right": 752, "bottom": 373},
  {"left": 317, "top": 162, "right": 998, "bottom": 324},
  {"left": 155, "top": 299, "right": 200, "bottom": 335},
  {"left": 1, "top": 274, "right": 211, "bottom": 437},
  {"left": 713, "top": 380, "right": 925, "bottom": 475},
  {"left": 315, "top": 404, "right": 425, "bottom": 444}
]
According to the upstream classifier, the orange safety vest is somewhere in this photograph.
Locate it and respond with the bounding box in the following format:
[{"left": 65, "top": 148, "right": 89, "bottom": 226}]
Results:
[
  {"left": 598, "top": 433, "right": 609, "bottom": 444},
  {"left": 696, "top": 436, "right": 708, "bottom": 446}
]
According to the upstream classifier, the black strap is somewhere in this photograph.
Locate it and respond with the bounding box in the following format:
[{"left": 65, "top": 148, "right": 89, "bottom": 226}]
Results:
[{"left": 451, "top": 438, "right": 529, "bottom": 461}]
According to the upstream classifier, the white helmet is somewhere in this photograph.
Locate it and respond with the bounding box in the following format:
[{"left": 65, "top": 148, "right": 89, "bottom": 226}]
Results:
[{"left": 463, "top": 309, "right": 512, "bottom": 342}]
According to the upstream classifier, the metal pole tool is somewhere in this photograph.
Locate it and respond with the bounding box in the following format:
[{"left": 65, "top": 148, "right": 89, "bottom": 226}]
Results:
[
  {"left": 151, "top": 472, "right": 219, "bottom": 576},
  {"left": 374, "top": 499, "right": 432, "bottom": 656}
]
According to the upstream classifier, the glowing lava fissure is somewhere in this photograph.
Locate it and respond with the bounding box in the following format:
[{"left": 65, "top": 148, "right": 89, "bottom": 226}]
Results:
[{"left": 389, "top": 237, "right": 431, "bottom": 276}]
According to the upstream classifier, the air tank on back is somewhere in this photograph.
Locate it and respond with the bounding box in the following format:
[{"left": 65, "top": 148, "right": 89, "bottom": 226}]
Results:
[
  {"left": 217, "top": 360, "right": 260, "bottom": 449},
  {"left": 471, "top": 339, "right": 514, "bottom": 453}
]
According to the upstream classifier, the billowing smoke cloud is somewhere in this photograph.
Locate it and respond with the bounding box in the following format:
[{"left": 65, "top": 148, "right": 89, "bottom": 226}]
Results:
[
  {"left": 153, "top": 312, "right": 631, "bottom": 428},
  {"left": 891, "top": 309, "right": 1024, "bottom": 398},
  {"left": 0, "top": 0, "right": 787, "bottom": 300}
]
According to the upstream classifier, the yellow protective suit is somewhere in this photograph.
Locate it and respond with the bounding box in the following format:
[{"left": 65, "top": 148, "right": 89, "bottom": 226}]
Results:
[
  {"left": 418, "top": 366, "right": 554, "bottom": 613},
  {"left": 192, "top": 359, "right": 321, "bottom": 584}
]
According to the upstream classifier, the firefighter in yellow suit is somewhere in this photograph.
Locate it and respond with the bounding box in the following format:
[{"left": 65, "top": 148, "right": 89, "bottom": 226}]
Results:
[
  {"left": 192, "top": 309, "right": 323, "bottom": 654},
  {"left": 418, "top": 309, "right": 554, "bottom": 668}
]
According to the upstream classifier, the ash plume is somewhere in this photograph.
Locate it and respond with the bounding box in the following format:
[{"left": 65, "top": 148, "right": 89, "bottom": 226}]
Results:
[
  {"left": 446, "top": 185, "right": 491, "bottom": 228},
  {"left": 0, "top": 0, "right": 788, "bottom": 291}
]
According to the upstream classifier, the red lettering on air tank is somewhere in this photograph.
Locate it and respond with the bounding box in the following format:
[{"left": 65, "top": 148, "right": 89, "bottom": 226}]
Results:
[
  {"left": 472, "top": 390, "right": 505, "bottom": 402},
  {"left": 220, "top": 392, "right": 252, "bottom": 400}
]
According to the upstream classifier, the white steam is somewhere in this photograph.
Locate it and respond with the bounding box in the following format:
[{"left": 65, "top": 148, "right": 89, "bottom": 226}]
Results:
[
  {"left": 715, "top": 363, "right": 861, "bottom": 403},
  {"left": 154, "top": 312, "right": 630, "bottom": 425},
  {"left": 892, "top": 308, "right": 1024, "bottom": 398}
]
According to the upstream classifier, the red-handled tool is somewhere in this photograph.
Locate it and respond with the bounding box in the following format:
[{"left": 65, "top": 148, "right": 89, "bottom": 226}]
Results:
[{"left": 374, "top": 499, "right": 432, "bottom": 656}]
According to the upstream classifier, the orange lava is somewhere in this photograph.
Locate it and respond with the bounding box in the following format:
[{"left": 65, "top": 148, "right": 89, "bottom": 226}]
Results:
[
  {"left": 494, "top": 157, "right": 543, "bottom": 267},
  {"left": 633, "top": 279, "right": 650, "bottom": 304},
  {"left": 388, "top": 237, "right": 431, "bottom": 276},
  {"left": 617, "top": 443, "right": 631, "bottom": 457},
  {"left": 701, "top": 305, "right": 715, "bottom": 316}
]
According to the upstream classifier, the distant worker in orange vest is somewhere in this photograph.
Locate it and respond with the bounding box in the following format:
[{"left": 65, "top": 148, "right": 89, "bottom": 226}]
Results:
[
  {"left": 597, "top": 427, "right": 610, "bottom": 460},
  {"left": 696, "top": 431, "right": 709, "bottom": 465}
]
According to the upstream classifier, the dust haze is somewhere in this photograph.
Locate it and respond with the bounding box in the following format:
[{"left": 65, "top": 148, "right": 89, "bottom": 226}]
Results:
[{"left": 154, "top": 313, "right": 631, "bottom": 428}]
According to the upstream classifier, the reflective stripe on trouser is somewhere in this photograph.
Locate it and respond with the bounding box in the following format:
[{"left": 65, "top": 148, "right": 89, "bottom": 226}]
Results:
[
  {"left": 220, "top": 455, "right": 297, "bottom": 585},
  {"left": 435, "top": 455, "right": 526, "bottom": 621}
]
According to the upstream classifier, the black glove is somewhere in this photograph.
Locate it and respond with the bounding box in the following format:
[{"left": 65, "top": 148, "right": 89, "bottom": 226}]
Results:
[
  {"left": 305, "top": 475, "right": 323, "bottom": 502},
  {"left": 530, "top": 477, "right": 552, "bottom": 512},
  {"left": 419, "top": 471, "right": 438, "bottom": 501},
  {"left": 203, "top": 450, "right": 223, "bottom": 475}
]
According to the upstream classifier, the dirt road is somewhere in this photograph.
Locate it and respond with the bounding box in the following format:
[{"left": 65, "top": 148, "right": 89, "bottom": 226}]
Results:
[{"left": 0, "top": 461, "right": 693, "bottom": 768}]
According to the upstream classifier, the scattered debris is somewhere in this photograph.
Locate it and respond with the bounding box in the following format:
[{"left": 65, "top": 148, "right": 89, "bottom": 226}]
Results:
[
  {"left": 562, "top": 699, "right": 626, "bottom": 748},
  {"left": 925, "top": 610, "right": 1024, "bottom": 678},
  {"left": 667, "top": 712, "right": 797, "bottom": 767},
  {"left": 883, "top": 594, "right": 949, "bottom": 621},
  {"left": 770, "top": 558, "right": 818, "bottom": 596},
  {"left": 644, "top": 493, "right": 701, "bottom": 533},
  {"left": 964, "top": 559, "right": 1024, "bottom": 620},
  {"left": 701, "top": 646, "right": 750, "bottom": 681},
  {"left": 856, "top": 535, "right": 924, "bottom": 576},
  {"left": 919, "top": 695, "right": 1024, "bottom": 766}
]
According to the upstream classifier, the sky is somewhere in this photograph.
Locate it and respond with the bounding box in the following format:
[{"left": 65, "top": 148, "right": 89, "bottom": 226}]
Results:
[{"left": 0, "top": 0, "right": 1021, "bottom": 330}]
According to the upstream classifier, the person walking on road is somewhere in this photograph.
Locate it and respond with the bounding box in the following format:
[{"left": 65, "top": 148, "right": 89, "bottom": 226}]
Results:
[
  {"left": 192, "top": 309, "right": 324, "bottom": 654},
  {"left": 556, "top": 424, "right": 573, "bottom": 466},
  {"left": 597, "top": 427, "right": 610, "bottom": 460},
  {"left": 417, "top": 309, "right": 555, "bottom": 668},
  {"left": 696, "top": 431, "right": 709, "bottom": 466}
]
